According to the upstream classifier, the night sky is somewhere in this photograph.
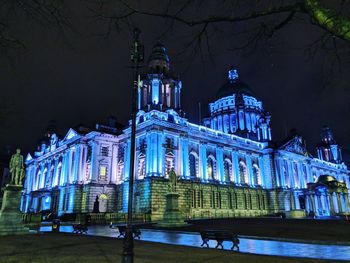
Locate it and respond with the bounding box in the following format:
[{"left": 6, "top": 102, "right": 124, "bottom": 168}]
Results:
[{"left": 0, "top": 1, "right": 349, "bottom": 159}]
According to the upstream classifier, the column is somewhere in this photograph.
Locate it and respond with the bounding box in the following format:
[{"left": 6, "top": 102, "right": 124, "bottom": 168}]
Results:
[
  {"left": 337, "top": 193, "right": 342, "bottom": 213},
  {"left": 67, "top": 149, "right": 73, "bottom": 184},
  {"left": 80, "top": 144, "right": 88, "bottom": 183},
  {"left": 258, "top": 157, "right": 265, "bottom": 187},
  {"left": 332, "top": 192, "right": 339, "bottom": 213},
  {"left": 297, "top": 163, "right": 304, "bottom": 188},
  {"left": 199, "top": 143, "right": 207, "bottom": 181},
  {"left": 111, "top": 143, "right": 118, "bottom": 183},
  {"left": 39, "top": 162, "right": 45, "bottom": 189},
  {"left": 124, "top": 140, "right": 131, "bottom": 180},
  {"left": 178, "top": 136, "right": 189, "bottom": 178},
  {"left": 232, "top": 151, "right": 240, "bottom": 184},
  {"left": 328, "top": 192, "right": 334, "bottom": 215},
  {"left": 246, "top": 155, "right": 254, "bottom": 186},
  {"left": 278, "top": 159, "right": 286, "bottom": 187},
  {"left": 59, "top": 152, "right": 67, "bottom": 185},
  {"left": 287, "top": 160, "right": 294, "bottom": 188},
  {"left": 73, "top": 146, "right": 81, "bottom": 183},
  {"left": 158, "top": 133, "right": 164, "bottom": 176},
  {"left": 216, "top": 147, "right": 224, "bottom": 182}
]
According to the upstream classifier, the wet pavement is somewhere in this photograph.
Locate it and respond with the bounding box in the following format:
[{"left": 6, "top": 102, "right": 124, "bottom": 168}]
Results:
[{"left": 40, "top": 225, "right": 350, "bottom": 261}]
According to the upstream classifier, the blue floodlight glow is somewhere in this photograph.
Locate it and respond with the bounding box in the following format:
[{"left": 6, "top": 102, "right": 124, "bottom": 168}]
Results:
[{"left": 21, "top": 59, "right": 350, "bottom": 220}]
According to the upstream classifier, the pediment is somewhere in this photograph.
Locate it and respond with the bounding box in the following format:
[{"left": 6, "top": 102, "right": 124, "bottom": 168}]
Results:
[
  {"left": 63, "top": 128, "right": 80, "bottom": 142},
  {"left": 25, "top": 153, "right": 33, "bottom": 162},
  {"left": 279, "top": 136, "right": 310, "bottom": 156}
]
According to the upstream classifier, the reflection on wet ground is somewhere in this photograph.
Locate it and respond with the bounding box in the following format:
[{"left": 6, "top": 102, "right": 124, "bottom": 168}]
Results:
[{"left": 40, "top": 225, "right": 350, "bottom": 261}]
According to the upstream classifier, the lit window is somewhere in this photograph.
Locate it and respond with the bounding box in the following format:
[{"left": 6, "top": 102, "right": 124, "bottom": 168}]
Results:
[{"left": 99, "top": 165, "right": 107, "bottom": 181}]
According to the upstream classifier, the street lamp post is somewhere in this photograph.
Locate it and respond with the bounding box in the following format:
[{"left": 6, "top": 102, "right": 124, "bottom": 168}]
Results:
[{"left": 122, "top": 28, "right": 144, "bottom": 263}]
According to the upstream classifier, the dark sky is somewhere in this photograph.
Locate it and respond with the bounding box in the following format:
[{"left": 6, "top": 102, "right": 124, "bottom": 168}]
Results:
[{"left": 0, "top": 1, "right": 349, "bottom": 158}]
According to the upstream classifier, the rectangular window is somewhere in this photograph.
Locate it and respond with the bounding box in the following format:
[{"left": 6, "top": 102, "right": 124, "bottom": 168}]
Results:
[
  {"left": 210, "top": 191, "right": 215, "bottom": 208},
  {"left": 197, "top": 190, "right": 201, "bottom": 208},
  {"left": 192, "top": 189, "right": 196, "bottom": 208},
  {"left": 262, "top": 195, "right": 265, "bottom": 210},
  {"left": 101, "top": 146, "right": 109, "bottom": 157},
  {"left": 257, "top": 194, "right": 261, "bottom": 210},
  {"left": 249, "top": 194, "right": 252, "bottom": 210},
  {"left": 200, "top": 190, "right": 204, "bottom": 208},
  {"left": 218, "top": 192, "right": 222, "bottom": 209},
  {"left": 99, "top": 165, "right": 108, "bottom": 181},
  {"left": 234, "top": 193, "right": 238, "bottom": 209},
  {"left": 228, "top": 192, "right": 233, "bottom": 209}
]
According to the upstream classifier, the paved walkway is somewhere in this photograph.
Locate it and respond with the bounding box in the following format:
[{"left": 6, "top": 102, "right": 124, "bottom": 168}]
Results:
[{"left": 40, "top": 225, "right": 350, "bottom": 261}]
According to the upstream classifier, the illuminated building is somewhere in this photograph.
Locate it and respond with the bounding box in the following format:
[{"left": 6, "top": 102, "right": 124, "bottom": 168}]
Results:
[{"left": 22, "top": 44, "right": 350, "bottom": 220}]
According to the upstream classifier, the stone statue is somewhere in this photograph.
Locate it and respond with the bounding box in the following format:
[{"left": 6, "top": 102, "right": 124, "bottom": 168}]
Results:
[
  {"left": 168, "top": 168, "right": 178, "bottom": 192},
  {"left": 9, "top": 149, "right": 25, "bottom": 186}
]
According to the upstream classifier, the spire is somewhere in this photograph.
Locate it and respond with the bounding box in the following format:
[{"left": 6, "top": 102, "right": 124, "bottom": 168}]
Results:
[
  {"left": 148, "top": 42, "right": 170, "bottom": 73},
  {"left": 228, "top": 67, "right": 239, "bottom": 82},
  {"left": 320, "top": 125, "right": 336, "bottom": 145}
]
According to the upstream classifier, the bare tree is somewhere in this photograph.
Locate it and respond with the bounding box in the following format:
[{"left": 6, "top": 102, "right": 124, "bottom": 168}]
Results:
[
  {"left": 0, "top": 0, "right": 72, "bottom": 55},
  {"left": 83, "top": 0, "right": 349, "bottom": 65}
]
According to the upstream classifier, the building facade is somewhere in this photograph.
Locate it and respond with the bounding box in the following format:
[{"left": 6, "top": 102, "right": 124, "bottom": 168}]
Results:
[{"left": 22, "top": 44, "right": 350, "bottom": 221}]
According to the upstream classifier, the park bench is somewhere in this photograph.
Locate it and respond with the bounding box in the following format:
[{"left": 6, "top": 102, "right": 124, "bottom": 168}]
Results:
[
  {"left": 110, "top": 224, "right": 141, "bottom": 239},
  {"left": 72, "top": 224, "right": 88, "bottom": 234},
  {"left": 200, "top": 230, "right": 239, "bottom": 251}
]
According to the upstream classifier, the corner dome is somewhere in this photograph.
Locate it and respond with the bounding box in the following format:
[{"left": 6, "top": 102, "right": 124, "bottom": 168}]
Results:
[
  {"left": 316, "top": 175, "right": 337, "bottom": 184},
  {"left": 148, "top": 42, "right": 170, "bottom": 73},
  {"left": 216, "top": 68, "right": 254, "bottom": 99}
]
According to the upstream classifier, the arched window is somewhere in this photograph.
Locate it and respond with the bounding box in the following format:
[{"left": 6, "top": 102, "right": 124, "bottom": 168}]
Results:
[
  {"left": 46, "top": 165, "right": 54, "bottom": 188},
  {"left": 252, "top": 163, "right": 261, "bottom": 186},
  {"left": 189, "top": 153, "right": 198, "bottom": 178},
  {"left": 165, "top": 152, "right": 175, "bottom": 178},
  {"left": 36, "top": 170, "right": 41, "bottom": 190},
  {"left": 239, "top": 160, "right": 248, "bottom": 184},
  {"left": 207, "top": 156, "right": 216, "bottom": 180},
  {"left": 138, "top": 153, "right": 146, "bottom": 179},
  {"left": 41, "top": 168, "right": 47, "bottom": 189},
  {"left": 224, "top": 159, "right": 232, "bottom": 182},
  {"left": 54, "top": 162, "right": 62, "bottom": 187}
]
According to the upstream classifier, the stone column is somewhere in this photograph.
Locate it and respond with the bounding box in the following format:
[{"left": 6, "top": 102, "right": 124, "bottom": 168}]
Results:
[
  {"left": 181, "top": 136, "right": 189, "bottom": 178},
  {"left": 297, "top": 163, "right": 304, "bottom": 188},
  {"left": 72, "top": 146, "right": 80, "bottom": 183},
  {"left": 332, "top": 192, "right": 339, "bottom": 214},
  {"left": 232, "top": 151, "right": 240, "bottom": 184},
  {"left": 216, "top": 147, "right": 224, "bottom": 182},
  {"left": 274, "top": 158, "right": 281, "bottom": 187},
  {"left": 287, "top": 160, "right": 294, "bottom": 188},
  {"left": 337, "top": 193, "right": 343, "bottom": 213},
  {"left": 111, "top": 143, "right": 118, "bottom": 184},
  {"left": 79, "top": 144, "right": 87, "bottom": 183},
  {"left": 246, "top": 154, "right": 254, "bottom": 186},
  {"left": 277, "top": 159, "right": 283, "bottom": 188},
  {"left": 199, "top": 142, "right": 207, "bottom": 181},
  {"left": 158, "top": 133, "right": 165, "bottom": 177},
  {"left": 258, "top": 156, "right": 265, "bottom": 187},
  {"left": 124, "top": 140, "right": 131, "bottom": 180}
]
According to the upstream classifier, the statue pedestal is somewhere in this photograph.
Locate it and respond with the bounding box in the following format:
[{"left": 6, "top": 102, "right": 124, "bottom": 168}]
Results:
[
  {"left": 159, "top": 193, "right": 185, "bottom": 227},
  {"left": 0, "top": 184, "right": 29, "bottom": 235}
]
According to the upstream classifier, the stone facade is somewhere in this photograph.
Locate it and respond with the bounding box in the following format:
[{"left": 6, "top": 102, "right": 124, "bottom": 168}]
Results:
[{"left": 21, "top": 44, "right": 350, "bottom": 221}]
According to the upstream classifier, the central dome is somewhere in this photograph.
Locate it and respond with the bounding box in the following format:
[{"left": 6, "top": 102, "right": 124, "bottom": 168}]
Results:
[
  {"left": 216, "top": 81, "right": 254, "bottom": 99},
  {"left": 216, "top": 68, "right": 254, "bottom": 99}
]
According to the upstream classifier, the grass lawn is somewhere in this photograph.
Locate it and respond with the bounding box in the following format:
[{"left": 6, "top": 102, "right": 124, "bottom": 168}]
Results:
[{"left": 0, "top": 232, "right": 343, "bottom": 263}]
